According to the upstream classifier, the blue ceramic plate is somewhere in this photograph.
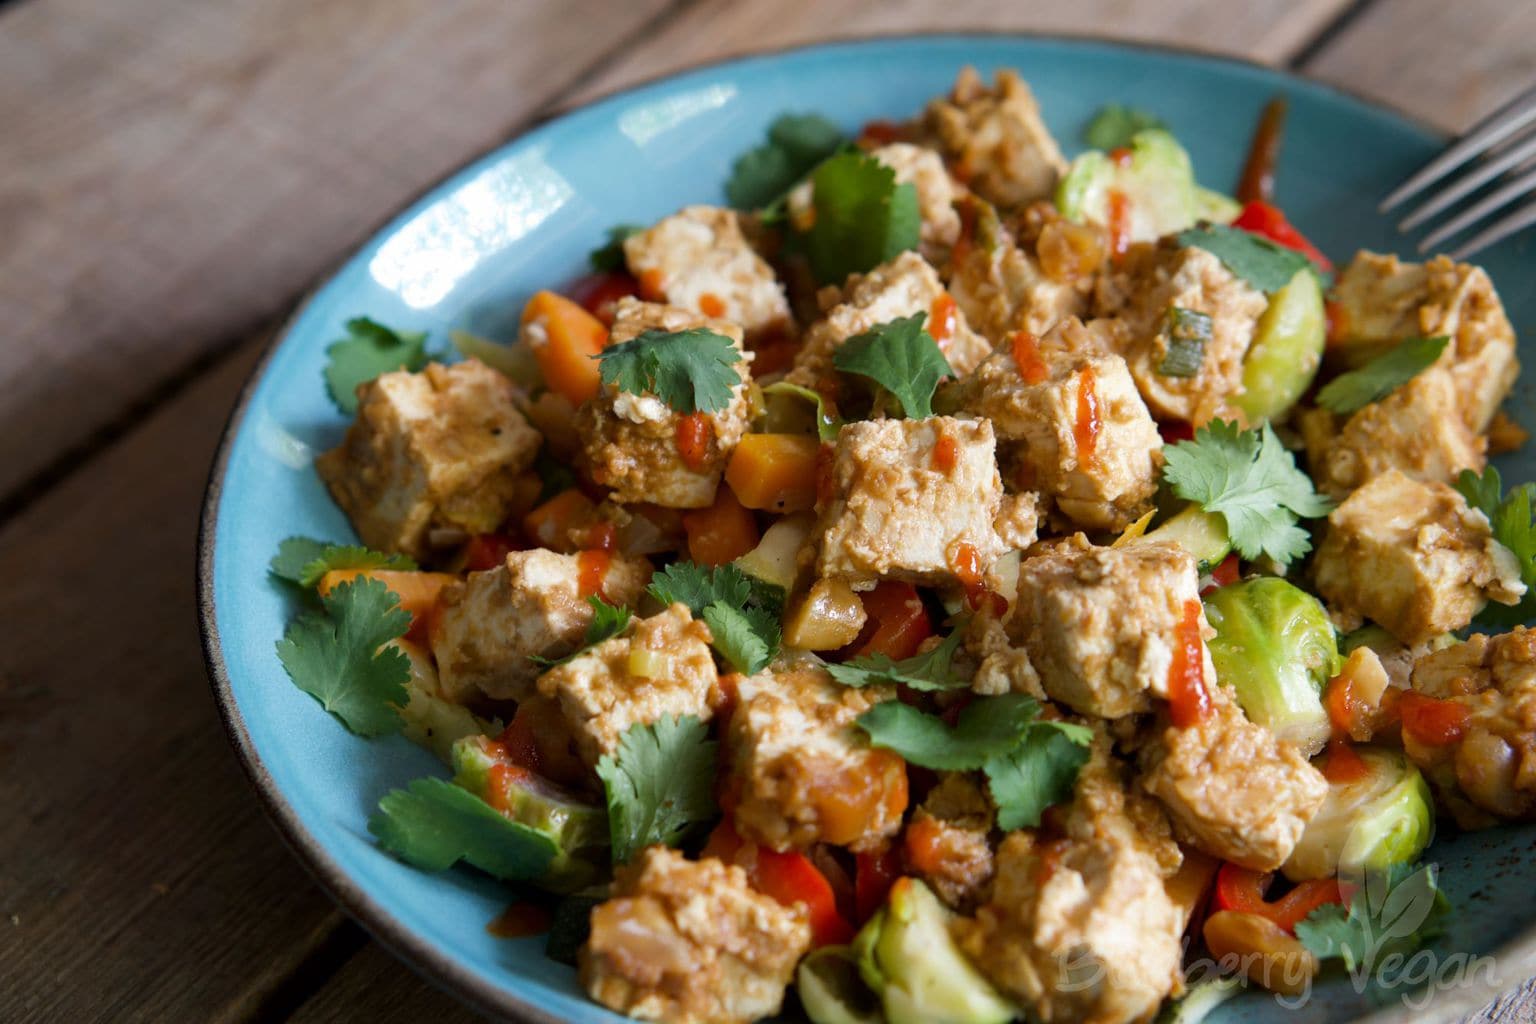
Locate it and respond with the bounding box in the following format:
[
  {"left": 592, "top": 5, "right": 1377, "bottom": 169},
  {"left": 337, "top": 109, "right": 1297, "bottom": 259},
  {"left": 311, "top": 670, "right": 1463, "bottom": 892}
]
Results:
[{"left": 200, "top": 35, "right": 1536, "bottom": 1024}]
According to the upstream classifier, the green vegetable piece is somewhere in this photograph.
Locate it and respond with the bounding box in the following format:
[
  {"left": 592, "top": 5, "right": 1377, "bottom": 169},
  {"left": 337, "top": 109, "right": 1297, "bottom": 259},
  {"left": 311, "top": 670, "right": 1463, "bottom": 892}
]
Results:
[
  {"left": 1139, "top": 504, "right": 1232, "bottom": 571},
  {"left": 1158, "top": 307, "right": 1213, "bottom": 378},
  {"left": 369, "top": 776, "right": 558, "bottom": 881},
  {"left": 1454, "top": 467, "right": 1536, "bottom": 626},
  {"left": 596, "top": 328, "right": 744, "bottom": 414},
  {"left": 1176, "top": 224, "right": 1315, "bottom": 294},
  {"left": 1153, "top": 977, "right": 1245, "bottom": 1024},
  {"left": 1162, "top": 419, "right": 1332, "bottom": 567},
  {"left": 761, "top": 380, "right": 843, "bottom": 441},
  {"left": 1082, "top": 104, "right": 1168, "bottom": 150},
  {"left": 1284, "top": 747, "right": 1434, "bottom": 883},
  {"left": 1204, "top": 578, "right": 1341, "bottom": 756},
  {"left": 832, "top": 314, "right": 954, "bottom": 420},
  {"left": 1296, "top": 862, "right": 1449, "bottom": 974},
  {"left": 396, "top": 644, "right": 498, "bottom": 765},
  {"left": 798, "top": 946, "right": 885, "bottom": 1024},
  {"left": 275, "top": 576, "right": 412, "bottom": 736},
  {"left": 269, "top": 536, "right": 417, "bottom": 589},
  {"left": 726, "top": 113, "right": 846, "bottom": 211},
  {"left": 826, "top": 629, "right": 969, "bottom": 692},
  {"left": 451, "top": 328, "right": 542, "bottom": 388},
  {"left": 851, "top": 878, "right": 1017, "bottom": 1024},
  {"left": 588, "top": 223, "right": 644, "bottom": 271},
  {"left": 1315, "top": 335, "right": 1449, "bottom": 415},
  {"left": 324, "top": 317, "right": 429, "bottom": 414},
  {"left": 800, "top": 152, "right": 921, "bottom": 285},
  {"left": 734, "top": 514, "right": 816, "bottom": 594},
  {"left": 1056, "top": 130, "right": 1202, "bottom": 244},
  {"left": 597, "top": 714, "right": 719, "bottom": 865},
  {"left": 1192, "top": 186, "right": 1243, "bottom": 225},
  {"left": 1230, "top": 267, "right": 1326, "bottom": 423}
]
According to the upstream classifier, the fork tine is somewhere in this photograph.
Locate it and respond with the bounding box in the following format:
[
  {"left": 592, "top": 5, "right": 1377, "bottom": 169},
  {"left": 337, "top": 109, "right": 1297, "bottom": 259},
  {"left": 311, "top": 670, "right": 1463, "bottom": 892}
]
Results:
[
  {"left": 1447, "top": 196, "right": 1536, "bottom": 260},
  {"left": 1418, "top": 164, "right": 1536, "bottom": 251},
  {"left": 1399, "top": 128, "right": 1536, "bottom": 231},
  {"left": 1379, "top": 83, "right": 1536, "bottom": 213}
]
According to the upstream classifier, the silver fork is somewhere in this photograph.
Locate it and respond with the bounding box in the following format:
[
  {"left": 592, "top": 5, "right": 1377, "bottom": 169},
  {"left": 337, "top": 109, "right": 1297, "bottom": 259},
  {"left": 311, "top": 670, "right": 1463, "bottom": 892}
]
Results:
[{"left": 1379, "top": 83, "right": 1536, "bottom": 259}]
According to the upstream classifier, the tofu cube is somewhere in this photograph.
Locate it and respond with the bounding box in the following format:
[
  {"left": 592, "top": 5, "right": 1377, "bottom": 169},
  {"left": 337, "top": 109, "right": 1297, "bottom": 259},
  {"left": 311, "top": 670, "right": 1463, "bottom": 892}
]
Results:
[
  {"left": 578, "top": 299, "right": 752, "bottom": 508},
  {"left": 1012, "top": 535, "right": 1209, "bottom": 718},
  {"left": 963, "top": 317, "right": 1161, "bottom": 530},
  {"left": 316, "top": 359, "right": 541, "bottom": 559},
  {"left": 950, "top": 226, "right": 1086, "bottom": 343},
  {"left": 816, "top": 416, "right": 1007, "bottom": 589},
  {"left": 430, "top": 548, "right": 652, "bottom": 703},
  {"left": 1140, "top": 686, "right": 1328, "bottom": 870},
  {"left": 871, "top": 142, "right": 963, "bottom": 250},
  {"left": 1331, "top": 250, "right": 1518, "bottom": 432},
  {"left": 922, "top": 67, "right": 1067, "bottom": 209},
  {"left": 1313, "top": 469, "right": 1525, "bottom": 644},
  {"left": 785, "top": 251, "right": 990, "bottom": 389},
  {"left": 1298, "top": 368, "right": 1486, "bottom": 499},
  {"left": 622, "top": 206, "right": 791, "bottom": 340},
  {"left": 536, "top": 603, "right": 721, "bottom": 769},
  {"left": 580, "top": 847, "right": 811, "bottom": 1024},
  {"left": 1094, "top": 242, "right": 1268, "bottom": 425},
  {"left": 725, "top": 656, "right": 908, "bottom": 852}
]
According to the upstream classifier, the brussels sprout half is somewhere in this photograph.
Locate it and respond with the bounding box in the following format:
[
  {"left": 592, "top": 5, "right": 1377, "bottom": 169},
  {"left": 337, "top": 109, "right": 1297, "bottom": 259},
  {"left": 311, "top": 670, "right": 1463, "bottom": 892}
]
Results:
[
  {"left": 1204, "top": 578, "right": 1341, "bottom": 756},
  {"left": 1230, "top": 268, "right": 1327, "bottom": 424},
  {"left": 849, "top": 878, "right": 1016, "bottom": 1024},
  {"left": 1283, "top": 747, "right": 1435, "bottom": 882},
  {"left": 1056, "top": 130, "right": 1202, "bottom": 244}
]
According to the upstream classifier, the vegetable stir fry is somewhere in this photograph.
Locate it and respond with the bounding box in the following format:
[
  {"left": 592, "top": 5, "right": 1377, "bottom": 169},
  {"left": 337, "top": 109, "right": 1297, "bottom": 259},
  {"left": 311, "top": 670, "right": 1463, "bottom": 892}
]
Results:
[{"left": 273, "top": 66, "right": 1534, "bottom": 1023}]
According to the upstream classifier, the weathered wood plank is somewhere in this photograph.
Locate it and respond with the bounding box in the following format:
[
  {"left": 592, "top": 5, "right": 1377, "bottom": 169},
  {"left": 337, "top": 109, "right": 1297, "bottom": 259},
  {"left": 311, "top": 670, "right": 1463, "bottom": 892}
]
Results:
[
  {"left": 0, "top": 0, "right": 671, "bottom": 500},
  {"left": 1302, "top": 0, "right": 1536, "bottom": 131},
  {"left": 0, "top": 342, "right": 367, "bottom": 1023},
  {"left": 288, "top": 944, "right": 484, "bottom": 1024},
  {"left": 563, "top": 0, "right": 1354, "bottom": 110}
]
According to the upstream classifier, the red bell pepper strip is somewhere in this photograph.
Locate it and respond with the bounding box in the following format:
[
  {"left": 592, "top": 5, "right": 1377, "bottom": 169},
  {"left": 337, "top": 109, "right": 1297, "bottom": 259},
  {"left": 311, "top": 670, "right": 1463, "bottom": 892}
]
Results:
[
  {"left": 847, "top": 581, "right": 933, "bottom": 661},
  {"left": 701, "top": 820, "right": 855, "bottom": 946},
  {"left": 1213, "top": 863, "right": 1343, "bottom": 933},
  {"left": 854, "top": 847, "right": 904, "bottom": 924},
  {"left": 1232, "top": 201, "right": 1333, "bottom": 273}
]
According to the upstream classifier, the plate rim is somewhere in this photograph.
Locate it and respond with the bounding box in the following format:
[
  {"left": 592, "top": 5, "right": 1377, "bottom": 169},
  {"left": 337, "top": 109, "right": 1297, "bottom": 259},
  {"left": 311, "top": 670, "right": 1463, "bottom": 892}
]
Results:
[{"left": 196, "top": 30, "right": 1534, "bottom": 1024}]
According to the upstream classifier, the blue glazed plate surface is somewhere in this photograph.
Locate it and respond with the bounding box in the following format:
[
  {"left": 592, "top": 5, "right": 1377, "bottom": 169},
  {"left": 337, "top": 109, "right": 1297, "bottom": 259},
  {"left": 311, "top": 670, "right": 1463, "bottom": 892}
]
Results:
[{"left": 200, "top": 35, "right": 1536, "bottom": 1023}]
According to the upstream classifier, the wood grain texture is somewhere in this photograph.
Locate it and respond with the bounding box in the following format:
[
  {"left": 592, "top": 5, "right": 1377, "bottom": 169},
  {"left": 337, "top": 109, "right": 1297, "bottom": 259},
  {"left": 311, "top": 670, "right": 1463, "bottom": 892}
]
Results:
[
  {"left": 562, "top": 0, "right": 1355, "bottom": 109},
  {"left": 0, "top": 0, "right": 671, "bottom": 500},
  {"left": 289, "top": 943, "right": 484, "bottom": 1023},
  {"left": 0, "top": 341, "right": 362, "bottom": 1023},
  {"left": 1302, "top": 0, "right": 1536, "bottom": 131}
]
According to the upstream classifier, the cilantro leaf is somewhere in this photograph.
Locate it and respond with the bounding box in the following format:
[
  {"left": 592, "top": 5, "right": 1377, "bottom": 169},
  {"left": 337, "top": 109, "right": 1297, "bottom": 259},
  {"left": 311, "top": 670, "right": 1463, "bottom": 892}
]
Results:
[
  {"left": 597, "top": 715, "right": 718, "bottom": 865},
  {"left": 531, "top": 596, "right": 634, "bottom": 668},
  {"left": 727, "top": 113, "right": 846, "bottom": 210},
  {"left": 832, "top": 314, "right": 954, "bottom": 419},
  {"left": 1162, "top": 420, "right": 1332, "bottom": 566},
  {"left": 275, "top": 576, "right": 413, "bottom": 736},
  {"left": 857, "top": 696, "right": 1091, "bottom": 823},
  {"left": 799, "top": 152, "right": 921, "bottom": 285},
  {"left": 369, "top": 776, "right": 558, "bottom": 880},
  {"left": 1454, "top": 467, "right": 1536, "bottom": 626},
  {"left": 589, "top": 223, "right": 644, "bottom": 272},
  {"left": 270, "top": 536, "right": 419, "bottom": 590},
  {"left": 1177, "top": 224, "right": 1315, "bottom": 293},
  {"left": 703, "top": 603, "right": 779, "bottom": 675},
  {"left": 983, "top": 722, "right": 1094, "bottom": 830},
  {"left": 324, "top": 317, "right": 429, "bottom": 414},
  {"left": 855, "top": 694, "right": 1047, "bottom": 771},
  {"left": 597, "top": 328, "right": 743, "bottom": 414},
  {"left": 1082, "top": 104, "right": 1168, "bottom": 150},
  {"left": 647, "top": 561, "right": 750, "bottom": 614},
  {"left": 1315, "top": 336, "right": 1448, "bottom": 415},
  {"left": 1297, "top": 863, "right": 1450, "bottom": 975},
  {"left": 825, "top": 628, "right": 968, "bottom": 691}
]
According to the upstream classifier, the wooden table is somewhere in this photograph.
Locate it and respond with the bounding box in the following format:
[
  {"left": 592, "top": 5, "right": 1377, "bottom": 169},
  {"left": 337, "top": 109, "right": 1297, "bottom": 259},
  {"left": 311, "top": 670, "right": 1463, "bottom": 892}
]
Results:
[{"left": 3, "top": 0, "right": 1534, "bottom": 1020}]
